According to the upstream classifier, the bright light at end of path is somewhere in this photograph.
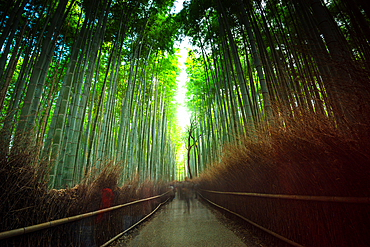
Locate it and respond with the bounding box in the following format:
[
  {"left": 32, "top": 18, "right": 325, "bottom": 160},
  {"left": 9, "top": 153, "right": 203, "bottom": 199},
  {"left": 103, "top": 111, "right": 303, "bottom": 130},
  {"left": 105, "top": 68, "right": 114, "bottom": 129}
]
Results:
[
  {"left": 177, "top": 104, "right": 190, "bottom": 130},
  {"left": 172, "top": 0, "right": 192, "bottom": 131},
  {"left": 175, "top": 40, "right": 192, "bottom": 131}
]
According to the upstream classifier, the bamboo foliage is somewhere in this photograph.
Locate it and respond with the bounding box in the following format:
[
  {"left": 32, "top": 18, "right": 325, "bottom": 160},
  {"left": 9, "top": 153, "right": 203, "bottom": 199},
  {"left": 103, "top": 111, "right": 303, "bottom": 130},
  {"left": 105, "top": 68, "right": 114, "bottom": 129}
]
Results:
[
  {"left": 2, "top": 0, "right": 366, "bottom": 185},
  {"left": 0, "top": 0, "right": 182, "bottom": 188},
  {"left": 182, "top": 0, "right": 370, "bottom": 170}
]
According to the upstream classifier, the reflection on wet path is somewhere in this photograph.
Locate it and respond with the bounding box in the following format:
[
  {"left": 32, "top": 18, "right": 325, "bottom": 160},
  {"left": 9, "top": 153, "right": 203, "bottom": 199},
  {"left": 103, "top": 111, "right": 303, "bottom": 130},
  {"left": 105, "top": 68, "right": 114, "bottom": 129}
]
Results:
[{"left": 124, "top": 194, "right": 246, "bottom": 246}]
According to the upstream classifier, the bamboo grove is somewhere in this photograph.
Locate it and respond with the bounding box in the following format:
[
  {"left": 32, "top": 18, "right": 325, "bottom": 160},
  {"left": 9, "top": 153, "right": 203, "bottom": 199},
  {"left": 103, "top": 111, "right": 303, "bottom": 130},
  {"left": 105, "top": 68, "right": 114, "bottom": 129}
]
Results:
[
  {"left": 0, "top": 0, "right": 183, "bottom": 189},
  {"left": 1, "top": 0, "right": 370, "bottom": 187},
  {"left": 181, "top": 0, "right": 370, "bottom": 176}
]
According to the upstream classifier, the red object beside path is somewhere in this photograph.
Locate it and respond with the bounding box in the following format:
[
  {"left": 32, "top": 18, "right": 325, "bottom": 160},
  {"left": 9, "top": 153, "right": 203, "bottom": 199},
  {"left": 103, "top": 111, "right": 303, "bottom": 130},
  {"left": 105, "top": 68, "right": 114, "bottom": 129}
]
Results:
[{"left": 96, "top": 188, "right": 114, "bottom": 223}]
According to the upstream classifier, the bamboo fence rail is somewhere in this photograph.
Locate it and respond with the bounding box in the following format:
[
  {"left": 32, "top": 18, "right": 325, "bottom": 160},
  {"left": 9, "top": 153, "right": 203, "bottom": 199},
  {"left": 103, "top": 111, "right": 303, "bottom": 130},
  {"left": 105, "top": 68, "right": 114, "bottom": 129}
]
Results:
[
  {"left": 0, "top": 191, "right": 171, "bottom": 240},
  {"left": 197, "top": 192, "right": 305, "bottom": 247},
  {"left": 200, "top": 189, "right": 370, "bottom": 203}
]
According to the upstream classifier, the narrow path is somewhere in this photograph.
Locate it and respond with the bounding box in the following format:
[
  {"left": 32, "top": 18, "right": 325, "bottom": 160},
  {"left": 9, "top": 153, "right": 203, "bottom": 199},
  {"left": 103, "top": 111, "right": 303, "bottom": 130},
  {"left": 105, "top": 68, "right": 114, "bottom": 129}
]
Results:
[{"left": 124, "top": 196, "right": 247, "bottom": 246}]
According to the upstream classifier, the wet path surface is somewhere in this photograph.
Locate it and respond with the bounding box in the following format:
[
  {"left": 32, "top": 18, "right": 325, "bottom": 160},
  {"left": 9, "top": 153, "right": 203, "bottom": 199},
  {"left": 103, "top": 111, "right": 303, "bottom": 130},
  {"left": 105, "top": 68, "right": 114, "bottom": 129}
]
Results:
[{"left": 124, "top": 197, "right": 246, "bottom": 246}]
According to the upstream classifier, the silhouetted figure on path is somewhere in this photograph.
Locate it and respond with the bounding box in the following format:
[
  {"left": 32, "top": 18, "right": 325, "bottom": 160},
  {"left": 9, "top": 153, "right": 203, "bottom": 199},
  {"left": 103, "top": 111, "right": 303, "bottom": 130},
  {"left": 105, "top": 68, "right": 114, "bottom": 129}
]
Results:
[{"left": 182, "top": 187, "right": 190, "bottom": 213}]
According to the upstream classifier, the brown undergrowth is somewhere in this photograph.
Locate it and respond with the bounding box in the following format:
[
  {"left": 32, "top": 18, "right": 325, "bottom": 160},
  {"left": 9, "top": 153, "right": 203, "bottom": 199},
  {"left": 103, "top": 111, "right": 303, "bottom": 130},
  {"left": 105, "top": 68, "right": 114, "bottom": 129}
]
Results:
[
  {"left": 0, "top": 148, "right": 172, "bottom": 247},
  {"left": 195, "top": 108, "right": 370, "bottom": 246}
]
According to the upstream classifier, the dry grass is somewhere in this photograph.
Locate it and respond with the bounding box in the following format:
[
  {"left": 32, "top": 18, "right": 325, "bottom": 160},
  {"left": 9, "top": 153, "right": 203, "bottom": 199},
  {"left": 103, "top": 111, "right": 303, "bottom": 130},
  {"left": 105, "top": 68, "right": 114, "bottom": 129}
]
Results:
[
  {"left": 0, "top": 147, "right": 172, "bottom": 246},
  {"left": 196, "top": 107, "right": 370, "bottom": 246}
]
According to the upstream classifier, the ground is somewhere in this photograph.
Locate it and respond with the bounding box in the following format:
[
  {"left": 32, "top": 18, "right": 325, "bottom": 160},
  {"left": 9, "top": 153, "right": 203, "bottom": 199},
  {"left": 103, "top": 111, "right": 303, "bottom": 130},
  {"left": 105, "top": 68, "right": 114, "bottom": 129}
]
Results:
[{"left": 111, "top": 194, "right": 274, "bottom": 247}]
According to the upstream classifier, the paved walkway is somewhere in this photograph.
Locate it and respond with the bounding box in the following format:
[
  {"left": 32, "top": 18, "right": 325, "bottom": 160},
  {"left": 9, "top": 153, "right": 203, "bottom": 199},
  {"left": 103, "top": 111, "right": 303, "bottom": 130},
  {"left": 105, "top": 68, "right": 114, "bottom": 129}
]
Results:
[{"left": 125, "top": 196, "right": 246, "bottom": 246}]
